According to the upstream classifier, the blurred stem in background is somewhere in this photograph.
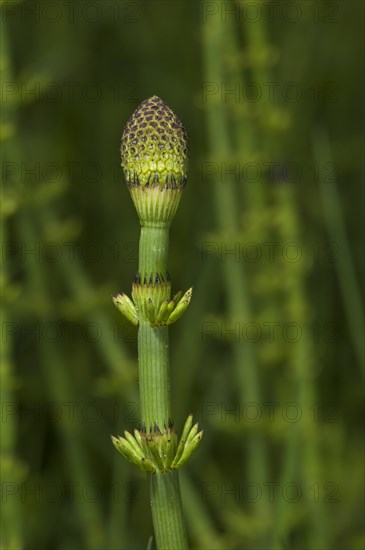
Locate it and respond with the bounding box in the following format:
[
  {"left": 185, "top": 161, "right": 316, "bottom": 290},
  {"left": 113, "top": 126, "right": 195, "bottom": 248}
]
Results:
[
  {"left": 313, "top": 127, "right": 364, "bottom": 378},
  {"left": 8, "top": 122, "right": 106, "bottom": 550},
  {"left": 241, "top": 8, "right": 329, "bottom": 549},
  {"left": 202, "top": 10, "right": 269, "bottom": 548},
  {"left": 0, "top": 216, "right": 26, "bottom": 550},
  {"left": 269, "top": 186, "right": 329, "bottom": 549},
  {"left": 1, "top": 19, "right": 26, "bottom": 550},
  {"left": 202, "top": 2, "right": 334, "bottom": 548},
  {"left": 2, "top": 15, "right": 135, "bottom": 549}
]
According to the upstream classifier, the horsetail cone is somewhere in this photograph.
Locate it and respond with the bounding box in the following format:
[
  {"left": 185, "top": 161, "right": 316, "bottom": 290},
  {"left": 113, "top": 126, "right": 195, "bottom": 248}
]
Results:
[
  {"left": 121, "top": 95, "right": 189, "bottom": 187},
  {"left": 121, "top": 96, "right": 189, "bottom": 224}
]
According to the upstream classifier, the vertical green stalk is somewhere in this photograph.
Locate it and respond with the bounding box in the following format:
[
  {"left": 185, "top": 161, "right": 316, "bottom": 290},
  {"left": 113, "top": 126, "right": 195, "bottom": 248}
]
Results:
[
  {"left": 149, "top": 471, "right": 187, "bottom": 550},
  {"left": 139, "top": 225, "right": 169, "bottom": 276},
  {"left": 112, "top": 96, "right": 201, "bottom": 549},
  {"left": 138, "top": 322, "right": 170, "bottom": 430},
  {"left": 138, "top": 225, "right": 171, "bottom": 428},
  {"left": 137, "top": 223, "right": 185, "bottom": 548}
]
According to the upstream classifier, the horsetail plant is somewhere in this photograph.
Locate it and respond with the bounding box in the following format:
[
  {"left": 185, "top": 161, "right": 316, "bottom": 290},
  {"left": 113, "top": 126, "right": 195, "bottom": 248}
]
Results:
[{"left": 112, "top": 96, "right": 202, "bottom": 549}]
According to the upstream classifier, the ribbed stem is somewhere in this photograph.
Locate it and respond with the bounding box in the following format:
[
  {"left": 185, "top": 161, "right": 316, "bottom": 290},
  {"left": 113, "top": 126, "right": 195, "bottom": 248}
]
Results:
[
  {"left": 138, "top": 323, "right": 170, "bottom": 429},
  {"left": 137, "top": 223, "right": 188, "bottom": 549},
  {"left": 150, "top": 472, "right": 187, "bottom": 550},
  {"left": 139, "top": 224, "right": 169, "bottom": 276}
]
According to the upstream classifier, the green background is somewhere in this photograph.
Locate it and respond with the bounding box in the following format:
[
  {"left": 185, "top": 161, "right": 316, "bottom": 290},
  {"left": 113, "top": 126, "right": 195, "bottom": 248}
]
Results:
[{"left": 1, "top": 1, "right": 364, "bottom": 549}]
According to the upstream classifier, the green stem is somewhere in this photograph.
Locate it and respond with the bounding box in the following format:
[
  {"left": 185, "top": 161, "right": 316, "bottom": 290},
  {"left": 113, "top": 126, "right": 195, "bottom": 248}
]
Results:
[
  {"left": 138, "top": 323, "right": 170, "bottom": 429},
  {"left": 150, "top": 472, "right": 187, "bottom": 550},
  {"left": 139, "top": 225, "right": 169, "bottom": 276},
  {"left": 137, "top": 223, "right": 187, "bottom": 549}
]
